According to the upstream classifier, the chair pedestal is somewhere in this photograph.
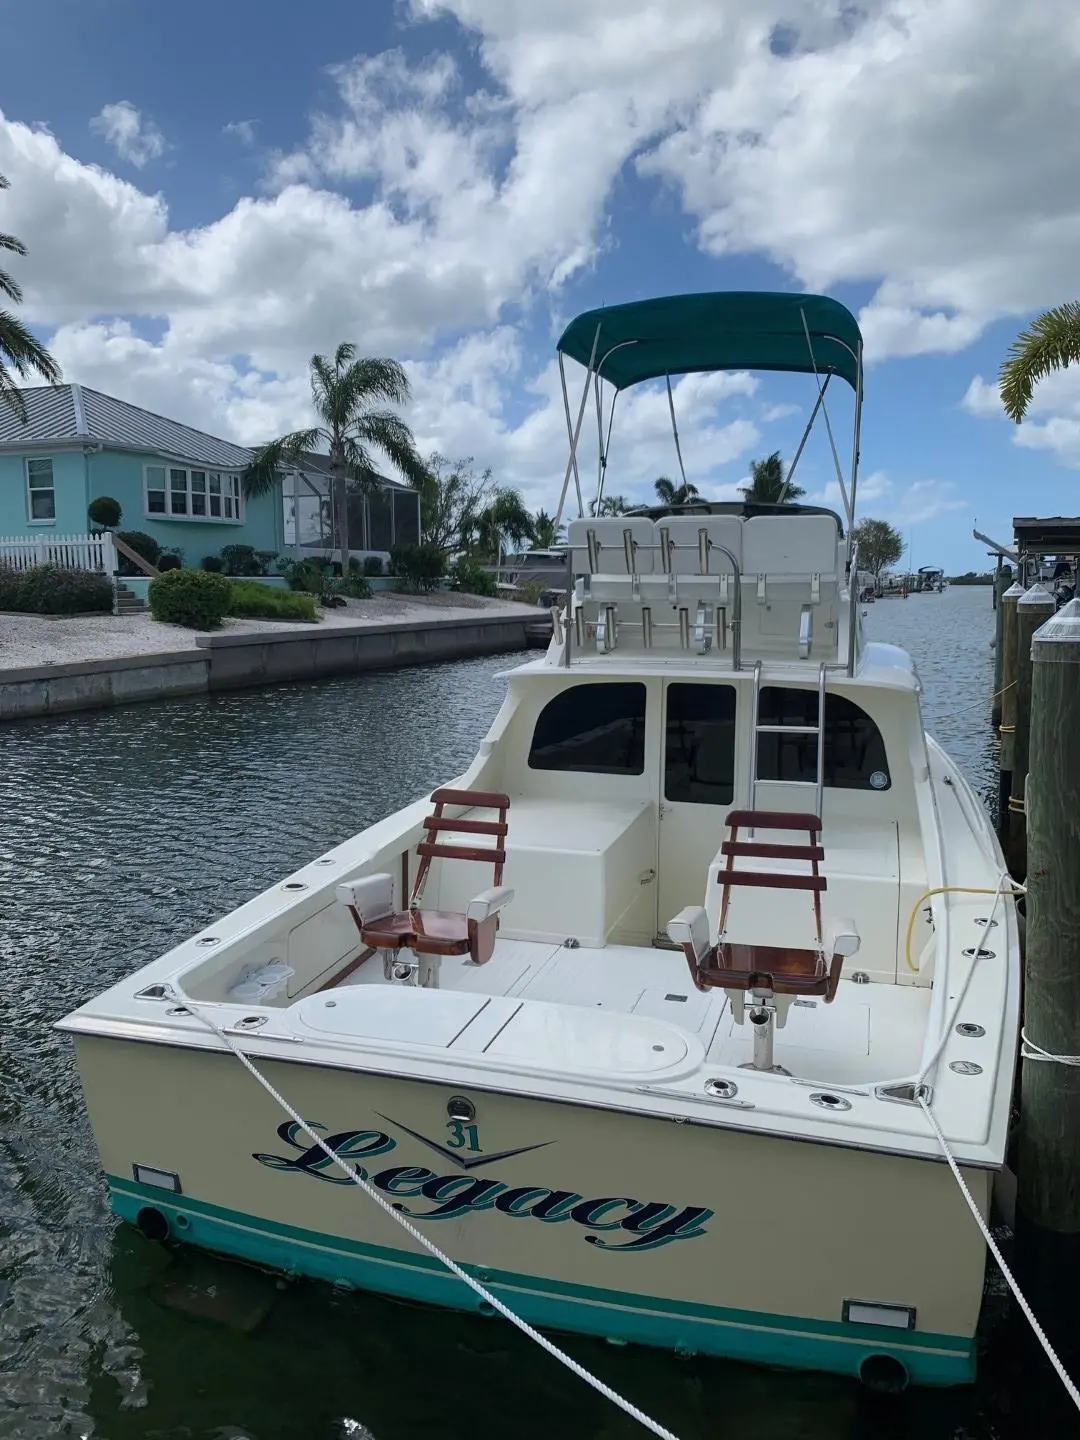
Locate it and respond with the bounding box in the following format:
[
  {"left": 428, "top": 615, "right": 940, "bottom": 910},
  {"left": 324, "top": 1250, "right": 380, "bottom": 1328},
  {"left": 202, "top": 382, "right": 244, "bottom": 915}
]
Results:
[
  {"left": 382, "top": 949, "right": 441, "bottom": 988},
  {"left": 739, "top": 993, "right": 791, "bottom": 1075}
]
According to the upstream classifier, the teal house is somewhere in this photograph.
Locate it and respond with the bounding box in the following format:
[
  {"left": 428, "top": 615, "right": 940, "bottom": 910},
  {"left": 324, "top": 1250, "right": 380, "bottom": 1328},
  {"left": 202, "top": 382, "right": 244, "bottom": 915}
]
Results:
[{"left": 0, "top": 384, "right": 284, "bottom": 567}]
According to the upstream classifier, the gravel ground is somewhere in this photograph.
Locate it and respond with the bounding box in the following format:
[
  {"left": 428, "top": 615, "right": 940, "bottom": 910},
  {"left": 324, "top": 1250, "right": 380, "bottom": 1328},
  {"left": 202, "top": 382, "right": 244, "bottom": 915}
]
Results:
[{"left": 0, "top": 592, "right": 546, "bottom": 671}]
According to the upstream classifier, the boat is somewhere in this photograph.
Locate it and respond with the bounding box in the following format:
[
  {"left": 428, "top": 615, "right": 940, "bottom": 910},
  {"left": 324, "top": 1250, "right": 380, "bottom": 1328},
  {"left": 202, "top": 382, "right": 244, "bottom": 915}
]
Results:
[
  {"left": 916, "top": 567, "right": 946, "bottom": 594},
  {"left": 59, "top": 291, "right": 1019, "bottom": 1393}
]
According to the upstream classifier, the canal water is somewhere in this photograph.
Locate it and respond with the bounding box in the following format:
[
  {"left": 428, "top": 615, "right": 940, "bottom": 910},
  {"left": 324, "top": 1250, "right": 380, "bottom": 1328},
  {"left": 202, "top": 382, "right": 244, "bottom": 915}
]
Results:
[{"left": 0, "top": 585, "right": 1041, "bottom": 1439}]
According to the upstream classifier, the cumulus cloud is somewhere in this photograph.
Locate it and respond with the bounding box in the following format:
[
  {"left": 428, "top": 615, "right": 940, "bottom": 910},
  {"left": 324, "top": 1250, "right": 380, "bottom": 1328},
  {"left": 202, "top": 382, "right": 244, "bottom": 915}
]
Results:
[
  {"left": 2, "top": 1, "right": 1079, "bottom": 497},
  {"left": 90, "top": 101, "right": 167, "bottom": 168},
  {"left": 964, "top": 368, "right": 1080, "bottom": 468}
]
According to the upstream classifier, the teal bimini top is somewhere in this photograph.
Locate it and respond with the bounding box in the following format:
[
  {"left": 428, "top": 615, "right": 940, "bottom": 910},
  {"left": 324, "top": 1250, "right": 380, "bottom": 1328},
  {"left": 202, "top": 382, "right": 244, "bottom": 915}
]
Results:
[{"left": 556, "top": 291, "right": 863, "bottom": 393}]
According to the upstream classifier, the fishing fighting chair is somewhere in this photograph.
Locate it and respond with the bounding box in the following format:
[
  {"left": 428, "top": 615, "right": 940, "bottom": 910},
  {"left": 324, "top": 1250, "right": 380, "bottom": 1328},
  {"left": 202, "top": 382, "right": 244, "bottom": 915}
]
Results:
[
  {"left": 667, "top": 809, "right": 859, "bottom": 1071},
  {"left": 337, "top": 788, "right": 513, "bottom": 986}
]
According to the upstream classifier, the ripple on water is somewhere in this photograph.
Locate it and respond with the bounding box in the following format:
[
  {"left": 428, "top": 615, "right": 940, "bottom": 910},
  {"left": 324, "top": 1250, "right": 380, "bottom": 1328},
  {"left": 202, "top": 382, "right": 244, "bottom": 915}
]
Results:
[{"left": 0, "top": 617, "right": 1020, "bottom": 1438}]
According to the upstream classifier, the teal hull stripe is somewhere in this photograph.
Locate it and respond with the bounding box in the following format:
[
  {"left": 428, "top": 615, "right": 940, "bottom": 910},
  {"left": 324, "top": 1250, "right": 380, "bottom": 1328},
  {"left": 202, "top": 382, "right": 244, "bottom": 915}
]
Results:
[{"left": 108, "top": 1176, "right": 976, "bottom": 1386}]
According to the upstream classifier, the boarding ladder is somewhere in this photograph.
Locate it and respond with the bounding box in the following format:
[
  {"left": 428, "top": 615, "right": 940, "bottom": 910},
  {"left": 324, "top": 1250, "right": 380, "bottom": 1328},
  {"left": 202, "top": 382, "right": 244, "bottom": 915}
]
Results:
[{"left": 747, "top": 660, "right": 827, "bottom": 825}]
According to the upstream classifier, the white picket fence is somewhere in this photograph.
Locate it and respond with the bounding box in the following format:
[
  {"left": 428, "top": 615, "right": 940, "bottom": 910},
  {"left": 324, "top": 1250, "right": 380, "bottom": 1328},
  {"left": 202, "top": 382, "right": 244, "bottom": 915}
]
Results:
[{"left": 0, "top": 532, "right": 118, "bottom": 576}]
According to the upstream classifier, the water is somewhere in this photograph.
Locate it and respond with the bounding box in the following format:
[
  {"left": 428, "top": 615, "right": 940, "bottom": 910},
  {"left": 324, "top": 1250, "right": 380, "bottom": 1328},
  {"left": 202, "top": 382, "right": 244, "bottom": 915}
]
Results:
[{"left": 0, "top": 587, "right": 1047, "bottom": 1439}]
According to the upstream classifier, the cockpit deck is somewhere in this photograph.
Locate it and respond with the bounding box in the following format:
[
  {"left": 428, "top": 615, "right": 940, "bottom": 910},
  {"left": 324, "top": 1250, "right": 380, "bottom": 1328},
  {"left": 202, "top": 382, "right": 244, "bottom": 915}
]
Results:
[{"left": 326, "top": 936, "right": 930, "bottom": 1088}]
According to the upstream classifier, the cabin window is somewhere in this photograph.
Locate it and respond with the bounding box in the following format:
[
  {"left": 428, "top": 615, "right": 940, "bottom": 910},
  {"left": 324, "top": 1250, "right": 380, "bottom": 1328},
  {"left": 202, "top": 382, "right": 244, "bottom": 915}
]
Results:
[
  {"left": 756, "top": 688, "right": 891, "bottom": 791},
  {"left": 664, "top": 683, "right": 736, "bottom": 805},
  {"left": 528, "top": 682, "right": 646, "bottom": 775}
]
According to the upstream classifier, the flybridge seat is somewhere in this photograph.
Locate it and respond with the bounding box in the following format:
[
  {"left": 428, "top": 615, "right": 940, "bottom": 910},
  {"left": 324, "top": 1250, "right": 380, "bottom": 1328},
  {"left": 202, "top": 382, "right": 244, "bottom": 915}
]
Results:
[
  {"left": 565, "top": 513, "right": 844, "bottom": 662},
  {"left": 338, "top": 788, "right": 514, "bottom": 987},
  {"left": 667, "top": 809, "right": 860, "bottom": 1072}
]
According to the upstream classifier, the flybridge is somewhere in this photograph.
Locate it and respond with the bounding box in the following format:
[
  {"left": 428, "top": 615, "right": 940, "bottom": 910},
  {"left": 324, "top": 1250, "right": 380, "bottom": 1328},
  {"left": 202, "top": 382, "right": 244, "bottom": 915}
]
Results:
[
  {"left": 551, "top": 290, "right": 865, "bottom": 542},
  {"left": 546, "top": 291, "right": 866, "bottom": 675}
]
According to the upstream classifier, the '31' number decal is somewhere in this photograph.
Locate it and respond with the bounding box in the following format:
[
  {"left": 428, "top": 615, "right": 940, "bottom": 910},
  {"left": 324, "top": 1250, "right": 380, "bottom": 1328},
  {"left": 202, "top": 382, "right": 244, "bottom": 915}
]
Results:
[{"left": 446, "top": 1119, "right": 481, "bottom": 1152}]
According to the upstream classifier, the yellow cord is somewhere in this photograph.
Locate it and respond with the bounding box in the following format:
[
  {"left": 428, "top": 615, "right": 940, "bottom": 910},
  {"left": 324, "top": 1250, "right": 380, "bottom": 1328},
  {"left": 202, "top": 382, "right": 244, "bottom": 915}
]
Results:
[{"left": 904, "top": 884, "right": 1024, "bottom": 974}]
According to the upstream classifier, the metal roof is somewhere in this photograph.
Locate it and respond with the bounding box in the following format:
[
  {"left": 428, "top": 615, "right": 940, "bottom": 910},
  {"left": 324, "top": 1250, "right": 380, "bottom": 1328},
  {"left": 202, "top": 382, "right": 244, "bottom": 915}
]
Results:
[
  {"left": 0, "top": 384, "right": 253, "bottom": 470},
  {"left": 287, "top": 450, "right": 414, "bottom": 492}
]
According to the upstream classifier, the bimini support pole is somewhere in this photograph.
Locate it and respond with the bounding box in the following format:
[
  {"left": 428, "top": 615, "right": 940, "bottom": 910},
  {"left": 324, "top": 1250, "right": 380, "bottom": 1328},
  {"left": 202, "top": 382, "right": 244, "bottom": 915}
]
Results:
[
  {"left": 799, "top": 307, "right": 852, "bottom": 533},
  {"left": 555, "top": 324, "right": 601, "bottom": 530},
  {"left": 778, "top": 374, "right": 830, "bottom": 504},
  {"left": 847, "top": 342, "right": 864, "bottom": 560},
  {"left": 666, "top": 374, "right": 688, "bottom": 491}
]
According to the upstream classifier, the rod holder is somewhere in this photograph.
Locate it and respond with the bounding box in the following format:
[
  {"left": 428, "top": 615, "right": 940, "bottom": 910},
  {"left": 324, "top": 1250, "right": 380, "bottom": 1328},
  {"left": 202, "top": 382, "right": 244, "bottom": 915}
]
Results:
[
  {"left": 622, "top": 528, "right": 636, "bottom": 574},
  {"left": 698, "top": 527, "right": 710, "bottom": 574},
  {"left": 658, "top": 526, "right": 672, "bottom": 574},
  {"left": 678, "top": 607, "right": 690, "bottom": 649},
  {"left": 641, "top": 606, "right": 653, "bottom": 648},
  {"left": 586, "top": 529, "right": 600, "bottom": 573}
]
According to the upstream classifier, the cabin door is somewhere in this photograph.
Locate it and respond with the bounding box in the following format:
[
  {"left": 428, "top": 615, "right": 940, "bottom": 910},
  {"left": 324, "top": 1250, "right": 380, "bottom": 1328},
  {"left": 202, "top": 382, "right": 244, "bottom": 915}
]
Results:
[{"left": 657, "top": 680, "right": 740, "bottom": 933}]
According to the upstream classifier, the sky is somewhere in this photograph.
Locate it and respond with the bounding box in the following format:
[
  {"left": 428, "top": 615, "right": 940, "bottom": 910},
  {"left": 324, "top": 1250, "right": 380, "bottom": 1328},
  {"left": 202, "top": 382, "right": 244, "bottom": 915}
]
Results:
[{"left": 2, "top": 0, "right": 1080, "bottom": 572}]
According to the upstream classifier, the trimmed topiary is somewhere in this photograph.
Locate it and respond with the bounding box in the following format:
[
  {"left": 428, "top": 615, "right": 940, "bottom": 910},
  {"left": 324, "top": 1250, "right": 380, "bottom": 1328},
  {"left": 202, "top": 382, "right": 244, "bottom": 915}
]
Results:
[
  {"left": 389, "top": 542, "right": 445, "bottom": 593},
  {"left": 157, "top": 553, "right": 182, "bottom": 572},
  {"left": 200, "top": 554, "right": 225, "bottom": 572},
  {"left": 149, "top": 568, "right": 231, "bottom": 629},
  {"left": 88, "top": 495, "right": 122, "bottom": 529}
]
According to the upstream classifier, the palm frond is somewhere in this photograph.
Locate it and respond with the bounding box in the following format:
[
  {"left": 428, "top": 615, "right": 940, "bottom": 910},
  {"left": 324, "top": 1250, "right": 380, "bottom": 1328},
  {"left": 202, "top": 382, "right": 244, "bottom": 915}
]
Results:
[
  {"left": 340, "top": 436, "right": 378, "bottom": 490},
  {"left": 0, "top": 308, "right": 62, "bottom": 383},
  {"left": 343, "top": 356, "right": 411, "bottom": 406},
  {"left": 242, "top": 427, "right": 324, "bottom": 497},
  {"left": 333, "top": 341, "right": 357, "bottom": 372},
  {"left": 999, "top": 302, "right": 1080, "bottom": 422},
  {"left": 0, "top": 265, "right": 22, "bottom": 304},
  {"left": 0, "top": 363, "right": 28, "bottom": 421},
  {"left": 349, "top": 409, "right": 427, "bottom": 487},
  {"left": 309, "top": 352, "right": 337, "bottom": 421},
  {"left": 0, "top": 174, "right": 8, "bottom": 191},
  {"left": 0, "top": 231, "right": 27, "bottom": 258}
]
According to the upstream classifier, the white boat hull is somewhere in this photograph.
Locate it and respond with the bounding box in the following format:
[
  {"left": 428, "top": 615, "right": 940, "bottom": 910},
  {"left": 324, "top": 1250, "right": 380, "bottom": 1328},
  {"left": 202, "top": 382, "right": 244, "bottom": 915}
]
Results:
[{"left": 79, "top": 1032, "right": 987, "bottom": 1385}]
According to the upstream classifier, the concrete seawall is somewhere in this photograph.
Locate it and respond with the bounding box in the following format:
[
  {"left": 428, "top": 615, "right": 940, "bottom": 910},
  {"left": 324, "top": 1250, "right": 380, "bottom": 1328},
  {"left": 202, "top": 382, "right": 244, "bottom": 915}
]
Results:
[{"left": 0, "top": 613, "right": 542, "bottom": 721}]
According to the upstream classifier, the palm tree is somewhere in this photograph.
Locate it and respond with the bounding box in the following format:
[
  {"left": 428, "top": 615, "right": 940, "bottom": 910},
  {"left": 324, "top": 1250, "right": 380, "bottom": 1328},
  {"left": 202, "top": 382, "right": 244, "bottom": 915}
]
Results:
[
  {"left": 531, "top": 509, "right": 563, "bottom": 549},
  {"left": 244, "top": 345, "right": 426, "bottom": 572},
  {"left": 589, "top": 493, "right": 630, "bottom": 517},
  {"left": 741, "top": 451, "right": 804, "bottom": 504},
  {"left": 471, "top": 487, "right": 534, "bottom": 564},
  {"left": 999, "top": 302, "right": 1080, "bottom": 422},
  {"left": 654, "top": 475, "right": 700, "bottom": 506},
  {"left": 0, "top": 173, "right": 61, "bottom": 420}
]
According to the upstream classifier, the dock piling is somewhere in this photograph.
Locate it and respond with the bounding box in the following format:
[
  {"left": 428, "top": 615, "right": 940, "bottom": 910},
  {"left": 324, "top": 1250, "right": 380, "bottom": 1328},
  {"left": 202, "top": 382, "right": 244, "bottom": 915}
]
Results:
[
  {"left": 1016, "top": 597, "right": 1080, "bottom": 1366},
  {"left": 1009, "top": 583, "right": 1056, "bottom": 877},
  {"left": 997, "top": 581, "right": 1025, "bottom": 849}
]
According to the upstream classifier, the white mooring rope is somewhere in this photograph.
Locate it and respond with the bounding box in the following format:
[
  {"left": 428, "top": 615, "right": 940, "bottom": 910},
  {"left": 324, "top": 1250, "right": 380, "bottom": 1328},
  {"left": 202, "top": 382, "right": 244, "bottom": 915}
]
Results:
[
  {"left": 177, "top": 995, "right": 681, "bottom": 1440},
  {"left": 1020, "top": 1030, "right": 1080, "bottom": 1066},
  {"left": 917, "top": 1094, "right": 1080, "bottom": 1414},
  {"left": 915, "top": 872, "right": 1080, "bottom": 1415}
]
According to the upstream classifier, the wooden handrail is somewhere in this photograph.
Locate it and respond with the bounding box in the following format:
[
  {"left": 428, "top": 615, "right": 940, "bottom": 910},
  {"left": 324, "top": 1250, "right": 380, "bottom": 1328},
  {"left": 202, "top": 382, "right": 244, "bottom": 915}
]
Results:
[{"left": 112, "top": 534, "right": 160, "bottom": 577}]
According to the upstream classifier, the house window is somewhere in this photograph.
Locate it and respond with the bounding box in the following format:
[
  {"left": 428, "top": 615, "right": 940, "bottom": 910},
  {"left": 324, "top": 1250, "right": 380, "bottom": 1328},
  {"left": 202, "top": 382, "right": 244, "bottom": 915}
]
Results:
[
  {"left": 26, "top": 457, "right": 55, "bottom": 522},
  {"left": 664, "top": 683, "right": 736, "bottom": 805},
  {"left": 528, "top": 682, "right": 647, "bottom": 775},
  {"left": 144, "top": 464, "right": 243, "bottom": 522},
  {"left": 755, "top": 688, "right": 891, "bottom": 791}
]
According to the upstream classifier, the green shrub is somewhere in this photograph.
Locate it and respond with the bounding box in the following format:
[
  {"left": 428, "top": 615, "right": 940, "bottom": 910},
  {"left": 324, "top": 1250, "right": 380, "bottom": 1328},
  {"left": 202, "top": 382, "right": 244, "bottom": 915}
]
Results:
[
  {"left": 116, "top": 530, "right": 162, "bottom": 576},
  {"left": 88, "top": 495, "right": 122, "bottom": 529},
  {"left": 149, "top": 568, "right": 231, "bottom": 628},
  {"left": 219, "top": 543, "right": 265, "bottom": 576},
  {"left": 448, "top": 556, "right": 497, "bottom": 597},
  {"left": 361, "top": 555, "right": 385, "bottom": 577},
  {"left": 226, "top": 580, "right": 318, "bottom": 622},
  {"left": 0, "top": 563, "right": 20, "bottom": 610},
  {"left": 341, "top": 574, "right": 373, "bottom": 599},
  {"left": 390, "top": 542, "right": 445, "bottom": 593},
  {"left": 157, "top": 552, "right": 182, "bottom": 572},
  {"left": 8, "top": 563, "right": 113, "bottom": 615},
  {"left": 200, "top": 554, "right": 225, "bottom": 572}
]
